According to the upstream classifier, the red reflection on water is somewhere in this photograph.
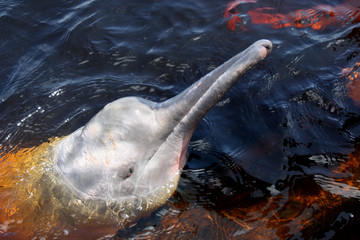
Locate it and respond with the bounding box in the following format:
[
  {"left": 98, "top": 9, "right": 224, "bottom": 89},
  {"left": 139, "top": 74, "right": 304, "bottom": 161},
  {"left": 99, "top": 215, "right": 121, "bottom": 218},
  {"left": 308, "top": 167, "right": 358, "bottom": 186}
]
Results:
[
  {"left": 224, "top": 0, "right": 360, "bottom": 31},
  {"left": 224, "top": 0, "right": 360, "bottom": 109}
]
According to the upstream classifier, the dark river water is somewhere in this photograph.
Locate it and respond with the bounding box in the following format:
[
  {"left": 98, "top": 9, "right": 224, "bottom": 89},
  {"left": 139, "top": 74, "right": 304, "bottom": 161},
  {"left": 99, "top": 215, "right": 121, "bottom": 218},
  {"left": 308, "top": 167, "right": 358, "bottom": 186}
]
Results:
[{"left": 1, "top": 0, "right": 360, "bottom": 239}]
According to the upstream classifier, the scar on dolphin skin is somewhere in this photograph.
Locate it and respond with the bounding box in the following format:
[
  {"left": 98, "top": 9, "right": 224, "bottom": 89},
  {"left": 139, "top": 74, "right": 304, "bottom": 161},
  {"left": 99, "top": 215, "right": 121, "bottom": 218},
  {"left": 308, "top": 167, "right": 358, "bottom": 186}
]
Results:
[
  {"left": 0, "top": 40, "right": 272, "bottom": 239},
  {"left": 224, "top": 0, "right": 360, "bottom": 31}
]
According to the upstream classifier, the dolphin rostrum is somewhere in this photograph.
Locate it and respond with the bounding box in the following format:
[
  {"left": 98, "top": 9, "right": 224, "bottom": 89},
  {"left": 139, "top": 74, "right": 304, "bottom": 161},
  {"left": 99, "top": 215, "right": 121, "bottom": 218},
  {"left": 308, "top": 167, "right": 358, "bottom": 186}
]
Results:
[{"left": 46, "top": 39, "right": 272, "bottom": 226}]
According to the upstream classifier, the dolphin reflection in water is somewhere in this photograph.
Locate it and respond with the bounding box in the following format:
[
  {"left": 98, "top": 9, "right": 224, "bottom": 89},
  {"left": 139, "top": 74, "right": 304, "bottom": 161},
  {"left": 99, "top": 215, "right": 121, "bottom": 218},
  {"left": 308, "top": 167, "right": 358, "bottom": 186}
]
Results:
[{"left": 2, "top": 40, "right": 272, "bottom": 233}]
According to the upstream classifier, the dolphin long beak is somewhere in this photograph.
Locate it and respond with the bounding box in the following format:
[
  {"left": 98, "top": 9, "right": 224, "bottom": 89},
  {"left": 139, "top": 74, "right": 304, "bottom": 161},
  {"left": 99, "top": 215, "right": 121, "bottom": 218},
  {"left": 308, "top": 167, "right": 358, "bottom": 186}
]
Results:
[{"left": 157, "top": 39, "right": 272, "bottom": 137}]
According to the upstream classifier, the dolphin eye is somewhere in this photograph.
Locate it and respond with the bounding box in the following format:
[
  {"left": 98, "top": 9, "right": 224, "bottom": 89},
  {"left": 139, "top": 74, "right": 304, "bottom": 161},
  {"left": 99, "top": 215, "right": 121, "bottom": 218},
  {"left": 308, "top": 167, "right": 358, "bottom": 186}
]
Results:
[{"left": 126, "top": 167, "right": 133, "bottom": 178}]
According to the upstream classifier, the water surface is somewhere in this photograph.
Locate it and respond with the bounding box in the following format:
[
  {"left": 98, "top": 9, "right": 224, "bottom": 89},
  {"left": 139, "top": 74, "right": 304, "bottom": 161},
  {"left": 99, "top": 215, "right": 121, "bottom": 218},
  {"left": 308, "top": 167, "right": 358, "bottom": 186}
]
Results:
[{"left": 1, "top": 0, "right": 360, "bottom": 239}]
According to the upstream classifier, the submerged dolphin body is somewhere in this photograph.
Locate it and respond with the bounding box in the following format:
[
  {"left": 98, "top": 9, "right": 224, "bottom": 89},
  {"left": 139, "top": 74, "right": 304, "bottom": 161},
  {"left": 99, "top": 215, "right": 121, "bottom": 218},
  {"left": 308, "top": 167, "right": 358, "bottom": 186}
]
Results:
[{"left": 48, "top": 39, "right": 272, "bottom": 226}]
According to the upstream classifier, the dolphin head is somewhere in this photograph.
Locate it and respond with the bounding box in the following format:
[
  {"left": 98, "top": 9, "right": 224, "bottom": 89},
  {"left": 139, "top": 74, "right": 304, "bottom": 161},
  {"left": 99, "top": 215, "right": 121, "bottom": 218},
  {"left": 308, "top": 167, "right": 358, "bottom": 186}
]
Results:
[{"left": 50, "top": 39, "right": 272, "bottom": 224}]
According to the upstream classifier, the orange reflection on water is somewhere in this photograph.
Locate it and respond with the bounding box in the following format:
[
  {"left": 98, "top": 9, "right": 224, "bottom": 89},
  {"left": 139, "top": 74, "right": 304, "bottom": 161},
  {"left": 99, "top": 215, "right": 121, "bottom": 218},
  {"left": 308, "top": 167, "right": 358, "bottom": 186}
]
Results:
[
  {"left": 134, "top": 153, "right": 360, "bottom": 239},
  {"left": 224, "top": 0, "right": 360, "bottom": 31},
  {"left": 1, "top": 142, "right": 360, "bottom": 239},
  {"left": 0, "top": 139, "right": 122, "bottom": 239},
  {"left": 1, "top": 144, "right": 359, "bottom": 239},
  {"left": 134, "top": 183, "right": 345, "bottom": 239},
  {"left": 342, "top": 62, "right": 360, "bottom": 105},
  {"left": 326, "top": 144, "right": 360, "bottom": 197},
  {"left": 0, "top": 142, "right": 53, "bottom": 239}
]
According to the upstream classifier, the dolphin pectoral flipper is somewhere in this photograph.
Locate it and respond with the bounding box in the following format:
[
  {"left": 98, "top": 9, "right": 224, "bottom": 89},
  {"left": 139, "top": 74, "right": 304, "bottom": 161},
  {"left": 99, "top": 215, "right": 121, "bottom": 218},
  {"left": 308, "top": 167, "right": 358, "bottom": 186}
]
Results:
[{"left": 49, "top": 39, "right": 272, "bottom": 226}]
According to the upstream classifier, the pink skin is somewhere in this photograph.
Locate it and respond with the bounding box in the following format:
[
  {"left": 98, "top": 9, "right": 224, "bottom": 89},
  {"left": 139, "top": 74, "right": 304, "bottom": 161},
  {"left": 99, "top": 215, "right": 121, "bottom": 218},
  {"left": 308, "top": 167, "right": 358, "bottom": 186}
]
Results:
[{"left": 50, "top": 40, "right": 272, "bottom": 227}]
